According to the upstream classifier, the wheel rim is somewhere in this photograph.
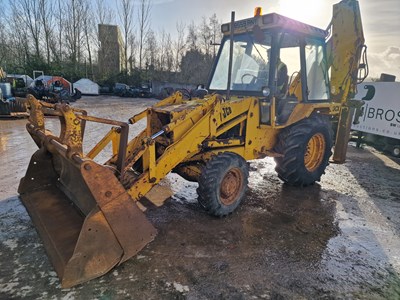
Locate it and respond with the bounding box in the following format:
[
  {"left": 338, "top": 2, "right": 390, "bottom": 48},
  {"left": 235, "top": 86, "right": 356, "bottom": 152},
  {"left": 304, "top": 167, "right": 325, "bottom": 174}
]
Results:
[
  {"left": 220, "top": 168, "right": 243, "bottom": 205},
  {"left": 394, "top": 147, "right": 400, "bottom": 157},
  {"left": 304, "top": 133, "right": 326, "bottom": 172}
]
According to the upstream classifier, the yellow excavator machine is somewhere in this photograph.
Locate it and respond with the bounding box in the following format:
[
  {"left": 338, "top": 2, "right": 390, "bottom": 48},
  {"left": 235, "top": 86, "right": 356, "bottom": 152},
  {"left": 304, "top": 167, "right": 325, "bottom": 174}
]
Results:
[
  {"left": 19, "top": 0, "right": 366, "bottom": 287},
  {"left": 0, "top": 67, "right": 29, "bottom": 117}
]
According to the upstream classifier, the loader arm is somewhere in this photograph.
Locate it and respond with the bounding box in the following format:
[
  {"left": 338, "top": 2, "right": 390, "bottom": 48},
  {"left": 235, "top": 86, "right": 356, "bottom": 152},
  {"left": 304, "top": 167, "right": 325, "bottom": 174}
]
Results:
[
  {"left": 121, "top": 95, "right": 220, "bottom": 202},
  {"left": 113, "top": 93, "right": 256, "bottom": 202}
]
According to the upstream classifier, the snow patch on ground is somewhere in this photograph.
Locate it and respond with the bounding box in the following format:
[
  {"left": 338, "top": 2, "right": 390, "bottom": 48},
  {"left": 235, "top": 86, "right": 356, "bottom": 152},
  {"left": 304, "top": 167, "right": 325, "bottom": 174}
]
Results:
[
  {"left": 3, "top": 239, "right": 18, "bottom": 251},
  {"left": 0, "top": 197, "right": 30, "bottom": 230},
  {"left": 12, "top": 260, "right": 24, "bottom": 277},
  {"left": 61, "top": 291, "right": 76, "bottom": 300},
  {"left": 173, "top": 282, "right": 190, "bottom": 293},
  {"left": 165, "top": 173, "right": 198, "bottom": 204},
  {"left": 48, "top": 271, "right": 59, "bottom": 286},
  {"left": 18, "top": 285, "right": 33, "bottom": 298},
  {"left": 0, "top": 282, "right": 19, "bottom": 293}
]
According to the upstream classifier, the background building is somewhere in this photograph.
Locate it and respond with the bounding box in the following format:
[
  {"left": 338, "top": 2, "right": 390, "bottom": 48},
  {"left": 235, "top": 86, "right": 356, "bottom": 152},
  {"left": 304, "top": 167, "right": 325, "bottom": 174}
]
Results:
[{"left": 98, "top": 24, "right": 126, "bottom": 77}]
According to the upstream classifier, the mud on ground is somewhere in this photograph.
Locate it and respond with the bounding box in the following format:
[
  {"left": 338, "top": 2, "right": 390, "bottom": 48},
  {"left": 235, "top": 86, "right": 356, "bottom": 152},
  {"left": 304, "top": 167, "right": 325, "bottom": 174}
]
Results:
[{"left": 0, "top": 96, "right": 399, "bottom": 299}]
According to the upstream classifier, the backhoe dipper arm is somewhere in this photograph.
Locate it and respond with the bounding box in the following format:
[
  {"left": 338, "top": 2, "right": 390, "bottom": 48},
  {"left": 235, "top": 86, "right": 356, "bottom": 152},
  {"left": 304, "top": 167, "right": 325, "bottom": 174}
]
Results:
[{"left": 326, "top": 0, "right": 366, "bottom": 163}]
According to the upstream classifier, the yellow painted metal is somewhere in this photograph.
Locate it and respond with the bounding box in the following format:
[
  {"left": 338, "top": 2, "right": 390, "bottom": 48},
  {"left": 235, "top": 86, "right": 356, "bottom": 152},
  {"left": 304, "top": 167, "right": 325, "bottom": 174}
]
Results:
[
  {"left": 215, "top": 114, "right": 247, "bottom": 136},
  {"left": 204, "top": 139, "right": 244, "bottom": 149},
  {"left": 123, "top": 130, "right": 147, "bottom": 163},
  {"left": 129, "top": 109, "right": 148, "bottom": 124},
  {"left": 326, "top": 0, "right": 365, "bottom": 162},
  {"left": 304, "top": 133, "right": 326, "bottom": 172},
  {"left": 270, "top": 98, "right": 277, "bottom": 127},
  {"left": 328, "top": 0, "right": 364, "bottom": 105},
  {"left": 332, "top": 105, "right": 353, "bottom": 163},
  {"left": 27, "top": 95, "right": 45, "bottom": 130},
  {"left": 288, "top": 73, "right": 302, "bottom": 101},
  {"left": 87, "top": 128, "right": 120, "bottom": 159},
  {"left": 148, "top": 140, "right": 157, "bottom": 181},
  {"left": 126, "top": 98, "right": 217, "bottom": 201}
]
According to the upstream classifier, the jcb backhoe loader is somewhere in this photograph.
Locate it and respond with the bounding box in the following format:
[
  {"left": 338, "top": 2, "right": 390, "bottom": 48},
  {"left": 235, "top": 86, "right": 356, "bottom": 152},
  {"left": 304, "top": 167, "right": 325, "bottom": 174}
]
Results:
[{"left": 19, "top": 0, "right": 367, "bottom": 288}]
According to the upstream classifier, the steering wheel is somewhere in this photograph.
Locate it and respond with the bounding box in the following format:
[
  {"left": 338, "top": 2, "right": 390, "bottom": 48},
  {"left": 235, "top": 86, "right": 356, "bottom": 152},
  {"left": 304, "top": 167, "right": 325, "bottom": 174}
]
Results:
[{"left": 241, "top": 73, "right": 257, "bottom": 84}]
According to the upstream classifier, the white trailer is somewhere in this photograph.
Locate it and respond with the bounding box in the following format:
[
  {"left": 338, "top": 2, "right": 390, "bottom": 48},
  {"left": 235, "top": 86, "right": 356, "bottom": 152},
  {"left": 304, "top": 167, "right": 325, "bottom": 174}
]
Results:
[{"left": 352, "top": 81, "right": 400, "bottom": 157}]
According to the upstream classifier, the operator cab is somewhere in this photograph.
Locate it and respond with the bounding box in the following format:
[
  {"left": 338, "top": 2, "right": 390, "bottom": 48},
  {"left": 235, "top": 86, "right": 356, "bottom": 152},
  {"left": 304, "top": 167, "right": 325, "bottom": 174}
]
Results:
[{"left": 208, "top": 12, "right": 330, "bottom": 125}]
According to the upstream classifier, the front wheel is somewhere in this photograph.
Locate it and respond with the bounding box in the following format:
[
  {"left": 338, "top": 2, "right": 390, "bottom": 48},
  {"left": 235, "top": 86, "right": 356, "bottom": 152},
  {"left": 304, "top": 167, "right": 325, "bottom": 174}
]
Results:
[
  {"left": 197, "top": 152, "right": 249, "bottom": 217},
  {"left": 274, "top": 115, "right": 333, "bottom": 186}
]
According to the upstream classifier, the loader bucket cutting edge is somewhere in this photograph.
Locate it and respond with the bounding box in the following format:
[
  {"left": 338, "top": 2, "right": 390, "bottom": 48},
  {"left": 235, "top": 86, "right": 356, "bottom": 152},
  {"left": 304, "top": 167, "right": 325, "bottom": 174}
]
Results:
[{"left": 18, "top": 146, "right": 157, "bottom": 288}]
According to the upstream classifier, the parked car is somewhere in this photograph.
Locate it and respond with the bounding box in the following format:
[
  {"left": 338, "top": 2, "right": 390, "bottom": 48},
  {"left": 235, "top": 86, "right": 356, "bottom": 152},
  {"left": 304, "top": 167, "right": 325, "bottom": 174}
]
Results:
[
  {"left": 138, "top": 83, "right": 153, "bottom": 98},
  {"left": 113, "top": 83, "right": 130, "bottom": 96}
]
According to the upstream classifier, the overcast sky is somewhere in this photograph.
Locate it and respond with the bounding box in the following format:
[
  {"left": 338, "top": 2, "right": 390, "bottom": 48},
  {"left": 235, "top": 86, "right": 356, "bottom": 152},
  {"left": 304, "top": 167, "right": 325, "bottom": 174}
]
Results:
[{"left": 149, "top": 0, "right": 400, "bottom": 80}]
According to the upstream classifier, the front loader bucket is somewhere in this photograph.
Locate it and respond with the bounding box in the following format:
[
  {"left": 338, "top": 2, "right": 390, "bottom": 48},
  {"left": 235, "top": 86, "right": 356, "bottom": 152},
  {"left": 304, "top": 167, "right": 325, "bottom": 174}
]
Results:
[
  {"left": 18, "top": 96, "right": 157, "bottom": 287},
  {"left": 19, "top": 149, "right": 157, "bottom": 288}
]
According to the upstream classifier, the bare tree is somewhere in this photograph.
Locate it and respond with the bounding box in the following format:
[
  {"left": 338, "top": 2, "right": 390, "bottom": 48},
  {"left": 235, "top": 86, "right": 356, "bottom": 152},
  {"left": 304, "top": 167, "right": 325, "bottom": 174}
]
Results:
[
  {"left": 145, "top": 29, "right": 157, "bottom": 71},
  {"left": 209, "top": 13, "right": 221, "bottom": 58},
  {"left": 0, "top": 0, "right": 8, "bottom": 66},
  {"left": 55, "top": 0, "right": 64, "bottom": 62},
  {"left": 64, "top": 0, "right": 87, "bottom": 77},
  {"left": 1, "top": 0, "right": 221, "bottom": 85},
  {"left": 38, "top": 0, "right": 54, "bottom": 64},
  {"left": 173, "top": 21, "right": 186, "bottom": 72},
  {"left": 156, "top": 29, "right": 173, "bottom": 73},
  {"left": 128, "top": 34, "right": 137, "bottom": 72},
  {"left": 83, "top": 1, "right": 95, "bottom": 78},
  {"left": 187, "top": 21, "right": 198, "bottom": 51},
  {"left": 163, "top": 32, "right": 173, "bottom": 73},
  {"left": 138, "top": 0, "right": 151, "bottom": 70},
  {"left": 10, "top": 0, "right": 42, "bottom": 60},
  {"left": 199, "top": 16, "right": 212, "bottom": 56},
  {"left": 118, "top": 0, "right": 134, "bottom": 73},
  {"left": 96, "top": 0, "right": 115, "bottom": 25},
  {"left": 6, "top": 1, "right": 32, "bottom": 70}
]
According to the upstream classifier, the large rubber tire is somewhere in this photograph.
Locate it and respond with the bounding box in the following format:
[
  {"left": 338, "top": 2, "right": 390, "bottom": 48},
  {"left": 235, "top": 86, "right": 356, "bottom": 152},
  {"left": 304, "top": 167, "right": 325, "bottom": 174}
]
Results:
[
  {"left": 197, "top": 152, "right": 249, "bottom": 217},
  {"left": 274, "top": 115, "right": 333, "bottom": 186}
]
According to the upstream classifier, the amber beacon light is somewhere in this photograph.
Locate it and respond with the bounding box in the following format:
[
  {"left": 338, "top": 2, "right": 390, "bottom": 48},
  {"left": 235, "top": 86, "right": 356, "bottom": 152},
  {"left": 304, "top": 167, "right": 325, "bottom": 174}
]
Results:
[{"left": 254, "top": 7, "right": 262, "bottom": 16}]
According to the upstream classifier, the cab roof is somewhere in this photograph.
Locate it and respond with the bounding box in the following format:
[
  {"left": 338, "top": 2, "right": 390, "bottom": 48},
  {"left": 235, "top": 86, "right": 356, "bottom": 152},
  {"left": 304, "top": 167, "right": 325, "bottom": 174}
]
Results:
[{"left": 221, "top": 13, "right": 328, "bottom": 40}]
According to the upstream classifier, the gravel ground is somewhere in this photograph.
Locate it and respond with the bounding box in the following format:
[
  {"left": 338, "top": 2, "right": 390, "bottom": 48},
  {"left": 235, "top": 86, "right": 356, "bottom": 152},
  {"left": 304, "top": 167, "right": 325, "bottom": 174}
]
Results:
[{"left": 0, "top": 95, "right": 399, "bottom": 299}]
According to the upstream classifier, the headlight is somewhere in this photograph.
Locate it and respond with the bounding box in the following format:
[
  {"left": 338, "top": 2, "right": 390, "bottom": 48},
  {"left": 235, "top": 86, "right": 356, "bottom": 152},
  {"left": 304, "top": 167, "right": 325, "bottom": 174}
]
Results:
[{"left": 262, "top": 87, "right": 270, "bottom": 97}]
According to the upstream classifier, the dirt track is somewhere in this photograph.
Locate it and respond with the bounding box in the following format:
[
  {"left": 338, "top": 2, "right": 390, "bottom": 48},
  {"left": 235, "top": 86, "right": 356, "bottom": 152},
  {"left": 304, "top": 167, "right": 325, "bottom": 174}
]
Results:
[{"left": 0, "top": 96, "right": 399, "bottom": 299}]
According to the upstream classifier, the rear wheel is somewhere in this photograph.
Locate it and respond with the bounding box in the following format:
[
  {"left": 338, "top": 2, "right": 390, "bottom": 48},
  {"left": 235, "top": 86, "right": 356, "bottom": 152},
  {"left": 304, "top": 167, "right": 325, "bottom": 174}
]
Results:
[
  {"left": 274, "top": 115, "right": 333, "bottom": 186},
  {"left": 197, "top": 152, "right": 249, "bottom": 217}
]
